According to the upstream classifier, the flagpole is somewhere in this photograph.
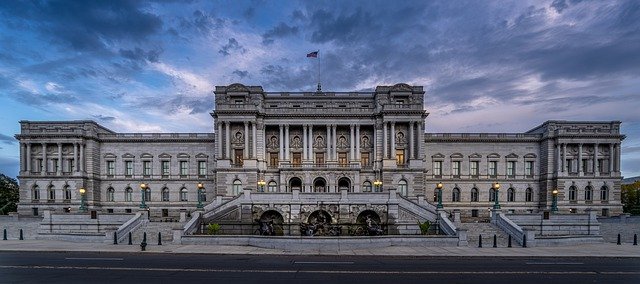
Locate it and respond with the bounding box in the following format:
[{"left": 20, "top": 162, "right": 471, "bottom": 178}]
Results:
[{"left": 317, "top": 50, "right": 321, "bottom": 92}]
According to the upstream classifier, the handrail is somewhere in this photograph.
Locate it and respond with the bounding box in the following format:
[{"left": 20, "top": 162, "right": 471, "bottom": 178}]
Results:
[
  {"left": 396, "top": 194, "right": 437, "bottom": 222},
  {"left": 203, "top": 193, "right": 244, "bottom": 219},
  {"left": 495, "top": 213, "right": 526, "bottom": 245},
  {"left": 114, "top": 213, "right": 144, "bottom": 243},
  {"left": 438, "top": 211, "right": 457, "bottom": 236},
  {"left": 183, "top": 211, "right": 202, "bottom": 235}
]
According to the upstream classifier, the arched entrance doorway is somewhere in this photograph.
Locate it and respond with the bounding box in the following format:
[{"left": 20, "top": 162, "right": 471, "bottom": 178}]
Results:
[
  {"left": 313, "top": 177, "right": 326, "bottom": 192},
  {"left": 338, "top": 177, "right": 351, "bottom": 192},
  {"left": 289, "top": 177, "right": 302, "bottom": 192},
  {"left": 354, "top": 210, "right": 384, "bottom": 236},
  {"left": 258, "top": 210, "right": 284, "bottom": 236}
]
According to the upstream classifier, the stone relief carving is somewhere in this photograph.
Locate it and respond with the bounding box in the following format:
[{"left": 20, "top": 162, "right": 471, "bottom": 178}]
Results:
[
  {"left": 267, "top": 135, "right": 278, "bottom": 150},
  {"left": 395, "top": 131, "right": 406, "bottom": 145},
  {"left": 313, "top": 135, "right": 326, "bottom": 148},
  {"left": 290, "top": 135, "right": 302, "bottom": 149},
  {"left": 337, "top": 135, "right": 349, "bottom": 149}
]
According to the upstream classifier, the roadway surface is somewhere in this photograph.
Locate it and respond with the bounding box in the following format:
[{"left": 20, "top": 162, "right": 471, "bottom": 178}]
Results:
[{"left": 1, "top": 251, "right": 639, "bottom": 283}]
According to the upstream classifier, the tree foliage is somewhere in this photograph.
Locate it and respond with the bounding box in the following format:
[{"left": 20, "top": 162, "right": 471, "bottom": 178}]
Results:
[
  {"left": 622, "top": 181, "right": 640, "bottom": 215},
  {"left": 0, "top": 173, "right": 19, "bottom": 215}
]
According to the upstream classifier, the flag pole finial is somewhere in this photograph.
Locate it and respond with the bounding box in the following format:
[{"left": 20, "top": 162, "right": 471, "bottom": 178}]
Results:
[{"left": 317, "top": 83, "right": 322, "bottom": 92}]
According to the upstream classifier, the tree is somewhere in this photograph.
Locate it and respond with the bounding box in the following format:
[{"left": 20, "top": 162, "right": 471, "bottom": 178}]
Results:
[
  {"left": 621, "top": 181, "right": 640, "bottom": 215},
  {"left": 0, "top": 173, "right": 19, "bottom": 215}
]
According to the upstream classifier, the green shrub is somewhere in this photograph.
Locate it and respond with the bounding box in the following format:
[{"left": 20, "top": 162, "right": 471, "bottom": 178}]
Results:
[
  {"left": 207, "top": 223, "right": 221, "bottom": 235},
  {"left": 418, "top": 220, "right": 431, "bottom": 235}
]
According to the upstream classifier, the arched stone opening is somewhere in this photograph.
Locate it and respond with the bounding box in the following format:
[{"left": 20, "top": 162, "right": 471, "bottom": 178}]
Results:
[
  {"left": 289, "top": 177, "right": 302, "bottom": 192},
  {"left": 354, "top": 210, "right": 384, "bottom": 236},
  {"left": 300, "top": 210, "right": 339, "bottom": 236},
  {"left": 313, "top": 177, "right": 326, "bottom": 192},
  {"left": 258, "top": 210, "right": 285, "bottom": 236},
  {"left": 338, "top": 177, "right": 351, "bottom": 192}
]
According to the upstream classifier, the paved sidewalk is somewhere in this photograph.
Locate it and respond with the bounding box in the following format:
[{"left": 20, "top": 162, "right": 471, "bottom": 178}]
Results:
[{"left": 1, "top": 239, "right": 640, "bottom": 257}]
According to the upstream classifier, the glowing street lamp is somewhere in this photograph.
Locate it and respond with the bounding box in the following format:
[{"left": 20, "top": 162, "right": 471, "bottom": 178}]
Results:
[
  {"left": 493, "top": 182, "right": 501, "bottom": 209},
  {"left": 436, "top": 182, "right": 444, "bottom": 209},
  {"left": 551, "top": 189, "right": 559, "bottom": 212},
  {"left": 79, "top": 187, "right": 87, "bottom": 212},
  {"left": 257, "top": 180, "right": 266, "bottom": 192},
  {"left": 139, "top": 183, "right": 148, "bottom": 209},
  {"left": 197, "top": 182, "right": 204, "bottom": 209},
  {"left": 373, "top": 180, "right": 382, "bottom": 192}
]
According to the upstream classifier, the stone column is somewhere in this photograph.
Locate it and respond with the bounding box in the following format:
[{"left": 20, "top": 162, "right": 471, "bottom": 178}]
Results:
[
  {"left": 562, "top": 143, "right": 566, "bottom": 173},
  {"left": 609, "top": 143, "right": 614, "bottom": 173},
  {"left": 252, "top": 122, "right": 257, "bottom": 159},
  {"left": 333, "top": 124, "right": 337, "bottom": 160},
  {"left": 391, "top": 122, "right": 396, "bottom": 159},
  {"left": 594, "top": 143, "right": 599, "bottom": 175},
  {"left": 355, "top": 124, "right": 360, "bottom": 161},
  {"left": 79, "top": 143, "right": 85, "bottom": 172},
  {"left": 225, "top": 122, "right": 231, "bottom": 159},
  {"left": 216, "top": 122, "right": 222, "bottom": 159},
  {"left": 309, "top": 124, "right": 313, "bottom": 161},
  {"left": 615, "top": 143, "right": 621, "bottom": 172},
  {"left": 57, "top": 143, "right": 62, "bottom": 175},
  {"left": 41, "top": 143, "right": 46, "bottom": 174},
  {"left": 373, "top": 123, "right": 377, "bottom": 162},
  {"left": 244, "top": 122, "right": 249, "bottom": 159},
  {"left": 408, "top": 122, "right": 414, "bottom": 160},
  {"left": 326, "top": 125, "right": 331, "bottom": 161},
  {"left": 279, "top": 124, "right": 284, "bottom": 160},
  {"left": 349, "top": 124, "right": 355, "bottom": 161},
  {"left": 556, "top": 143, "right": 561, "bottom": 173},
  {"left": 73, "top": 143, "right": 79, "bottom": 172},
  {"left": 26, "top": 143, "right": 31, "bottom": 172},
  {"left": 578, "top": 143, "right": 583, "bottom": 175},
  {"left": 285, "top": 125, "right": 290, "bottom": 160},
  {"left": 303, "top": 124, "right": 308, "bottom": 160},
  {"left": 383, "top": 122, "right": 388, "bottom": 159}
]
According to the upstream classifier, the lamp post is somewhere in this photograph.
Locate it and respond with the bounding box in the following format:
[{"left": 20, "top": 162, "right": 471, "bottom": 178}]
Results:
[
  {"left": 257, "top": 180, "right": 266, "bottom": 192},
  {"left": 196, "top": 182, "right": 204, "bottom": 209},
  {"left": 493, "top": 182, "right": 501, "bottom": 209},
  {"left": 373, "top": 180, "right": 382, "bottom": 192},
  {"left": 436, "top": 182, "right": 444, "bottom": 209},
  {"left": 139, "top": 183, "right": 148, "bottom": 209},
  {"left": 551, "top": 189, "right": 559, "bottom": 212},
  {"left": 79, "top": 187, "right": 87, "bottom": 213}
]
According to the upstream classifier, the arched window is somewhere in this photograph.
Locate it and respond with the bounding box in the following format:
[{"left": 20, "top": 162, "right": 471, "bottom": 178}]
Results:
[
  {"left": 125, "top": 187, "right": 133, "bottom": 202},
  {"left": 489, "top": 188, "right": 496, "bottom": 202},
  {"left": 64, "top": 186, "right": 71, "bottom": 201},
  {"left": 362, "top": 181, "right": 372, "bottom": 192},
  {"left": 600, "top": 186, "right": 609, "bottom": 201},
  {"left": 48, "top": 186, "right": 55, "bottom": 201},
  {"left": 569, "top": 186, "right": 577, "bottom": 201},
  {"left": 32, "top": 185, "right": 40, "bottom": 200},
  {"left": 398, "top": 180, "right": 408, "bottom": 196},
  {"left": 144, "top": 187, "right": 151, "bottom": 202},
  {"left": 470, "top": 188, "right": 478, "bottom": 202},
  {"left": 268, "top": 181, "right": 277, "bottom": 193},
  {"left": 585, "top": 186, "right": 593, "bottom": 201},
  {"left": 180, "top": 187, "right": 188, "bottom": 202},
  {"left": 107, "top": 187, "right": 115, "bottom": 202},
  {"left": 201, "top": 190, "right": 207, "bottom": 202},
  {"left": 162, "top": 187, "right": 170, "bottom": 202},
  {"left": 525, "top": 187, "right": 533, "bottom": 202},
  {"left": 507, "top": 188, "right": 515, "bottom": 202},
  {"left": 232, "top": 179, "right": 242, "bottom": 195},
  {"left": 452, "top": 187, "right": 460, "bottom": 202}
]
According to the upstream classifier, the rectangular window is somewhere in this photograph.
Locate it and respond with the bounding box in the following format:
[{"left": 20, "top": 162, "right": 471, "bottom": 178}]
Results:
[
  {"left": 338, "top": 152, "right": 348, "bottom": 166},
  {"left": 316, "top": 152, "right": 325, "bottom": 165},
  {"left": 525, "top": 161, "right": 534, "bottom": 177},
  {"left": 125, "top": 161, "right": 133, "bottom": 176},
  {"left": 470, "top": 161, "right": 479, "bottom": 177},
  {"left": 52, "top": 159, "right": 58, "bottom": 172},
  {"left": 269, "top": 153, "right": 279, "bottom": 167},
  {"left": 507, "top": 161, "right": 516, "bottom": 177},
  {"left": 161, "top": 161, "right": 170, "bottom": 176},
  {"left": 396, "top": 149, "right": 405, "bottom": 165},
  {"left": 234, "top": 149, "right": 244, "bottom": 166},
  {"left": 180, "top": 161, "right": 188, "bottom": 175},
  {"left": 566, "top": 159, "right": 573, "bottom": 173},
  {"left": 292, "top": 153, "right": 302, "bottom": 166},
  {"left": 198, "top": 161, "right": 207, "bottom": 176},
  {"left": 37, "top": 159, "right": 43, "bottom": 172},
  {"left": 360, "top": 152, "right": 369, "bottom": 167},
  {"left": 107, "top": 161, "right": 115, "bottom": 176},
  {"left": 489, "top": 161, "right": 497, "bottom": 177},
  {"left": 143, "top": 161, "right": 152, "bottom": 176},
  {"left": 471, "top": 209, "right": 478, "bottom": 217},
  {"left": 452, "top": 161, "right": 460, "bottom": 177},
  {"left": 433, "top": 161, "right": 442, "bottom": 176},
  {"left": 582, "top": 159, "right": 589, "bottom": 173}
]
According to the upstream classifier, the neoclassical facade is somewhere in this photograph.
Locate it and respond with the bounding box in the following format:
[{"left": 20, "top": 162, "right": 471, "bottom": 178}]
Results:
[{"left": 15, "top": 83, "right": 625, "bottom": 220}]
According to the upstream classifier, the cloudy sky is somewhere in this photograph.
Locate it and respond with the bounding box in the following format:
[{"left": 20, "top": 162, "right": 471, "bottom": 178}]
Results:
[{"left": 0, "top": 0, "right": 639, "bottom": 178}]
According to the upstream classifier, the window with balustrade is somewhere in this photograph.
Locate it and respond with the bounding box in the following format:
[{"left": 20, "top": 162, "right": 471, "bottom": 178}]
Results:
[{"left": 452, "top": 187, "right": 460, "bottom": 202}]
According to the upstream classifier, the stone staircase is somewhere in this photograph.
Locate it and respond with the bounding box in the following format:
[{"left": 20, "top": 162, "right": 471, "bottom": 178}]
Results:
[
  {"left": 124, "top": 220, "right": 183, "bottom": 245},
  {"left": 460, "top": 222, "right": 511, "bottom": 247}
]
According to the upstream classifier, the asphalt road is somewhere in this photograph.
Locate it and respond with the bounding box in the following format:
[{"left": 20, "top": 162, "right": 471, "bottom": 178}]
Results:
[{"left": 1, "top": 251, "right": 639, "bottom": 284}]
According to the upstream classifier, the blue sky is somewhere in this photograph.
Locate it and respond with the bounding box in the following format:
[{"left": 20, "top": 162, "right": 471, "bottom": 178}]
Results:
[{"left": 0, "top": 0, "right": 639, "bottom": 179}]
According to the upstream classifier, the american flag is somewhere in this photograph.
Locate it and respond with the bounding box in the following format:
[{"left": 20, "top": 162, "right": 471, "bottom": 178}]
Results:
[{"left": 306, "top": 51, "right": 318, "bottom": 58}]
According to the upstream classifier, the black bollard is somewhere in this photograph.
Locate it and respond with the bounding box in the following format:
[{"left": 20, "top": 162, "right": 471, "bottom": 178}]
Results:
[
  {"left": 128, "top": 232, "right": 132, "bottom": 245},
  {"left": 158, "top": 232, "right": 162, "bottom": 246},
  {"left": 617, "top": 234, "right": 621, "bottom": 245},
  {"left": 523, "top": 234, "right": 527, "bottom": 248},
  {"left": 508, "top": 235, "right": 512, "bottom": 248},
  {"left": 113, "top": 231, "right": 118, "bottom": 245},
  {"left": 3, "top": 229, "right": 6, "bottom": 240},
  {"left": 493, "top": 234, "right": 497, "bottom": 248},
  {"left": 478, "top": 235, "right": 483, "bottom": 248},
  {"left": 140, "top": 232, "right": 147, "bottom": 251},
  {"left": 19, "top": 229, "right": 23, "bottom": 240},
  {"left": 634, "top": 234, "right": 637, "bottom": 246}
]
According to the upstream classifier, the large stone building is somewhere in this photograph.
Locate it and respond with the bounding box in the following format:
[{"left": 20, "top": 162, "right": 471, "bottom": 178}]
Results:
[{"left": 15, "top": 83, "right": 625, "bottom": 221}]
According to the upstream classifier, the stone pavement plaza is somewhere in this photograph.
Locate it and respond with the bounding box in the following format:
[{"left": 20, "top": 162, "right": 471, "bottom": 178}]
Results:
[{"left": 1, "top": 239, "right": 639, "bottom": 257}]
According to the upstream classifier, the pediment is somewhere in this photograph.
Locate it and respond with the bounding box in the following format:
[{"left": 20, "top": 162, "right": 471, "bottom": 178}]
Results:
[
  {"left": 469, "top": 153, "right": 482, "bottom": 159},
  {"left": 450, "top": 153, "right": 463, "bottom": 159},
  {"left": 103, "top": 153, "right": 117, "bottom": 159},
  {"left": 195, "top": 153, "right": 209, "bottom": 159},
  {"left": 177, "top": 153, "right": 190, "bottom": 159},
  {"left": 524, "top": 153, "right": 537, "bottom": 159},
  {"left": 505, "top": 153, "right": 519, "bottom": 159},
  {"left": 159, "top": 153, "right": 172, "bottom": 159},
  {"left": 431, "top": 153, "right": 445, "bottom": 159},
  {"left": 122, "top": 153, "right": 134, "bottom": 159},
  {"left": 140, "top": 153, "right": 153, "bottom": 159},
  {"left": 487, "top": 153, "right": 500, "bottom": 159}
]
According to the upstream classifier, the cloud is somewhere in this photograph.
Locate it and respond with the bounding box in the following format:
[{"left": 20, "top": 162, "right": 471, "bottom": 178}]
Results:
[
  {"left": 262, "top": 22, "right": 299, "bottom": 45},
  {"left": 93, "top": 115, "right": 116, "bottom": 122},
  {"left": 119, "top": 47, "right": 163, "bottom": 63},
  {"left": 218, "top": 38, "right": 245, "bottom": 56},
  {"left": 232, "top": 70, "right": 249, "bottom": 78},
  {"left": 0, "top": 156, "right": 19, "bottom": 179},
  {"left": 0, "top": 133, "right": 16, "bottom": 145}
]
